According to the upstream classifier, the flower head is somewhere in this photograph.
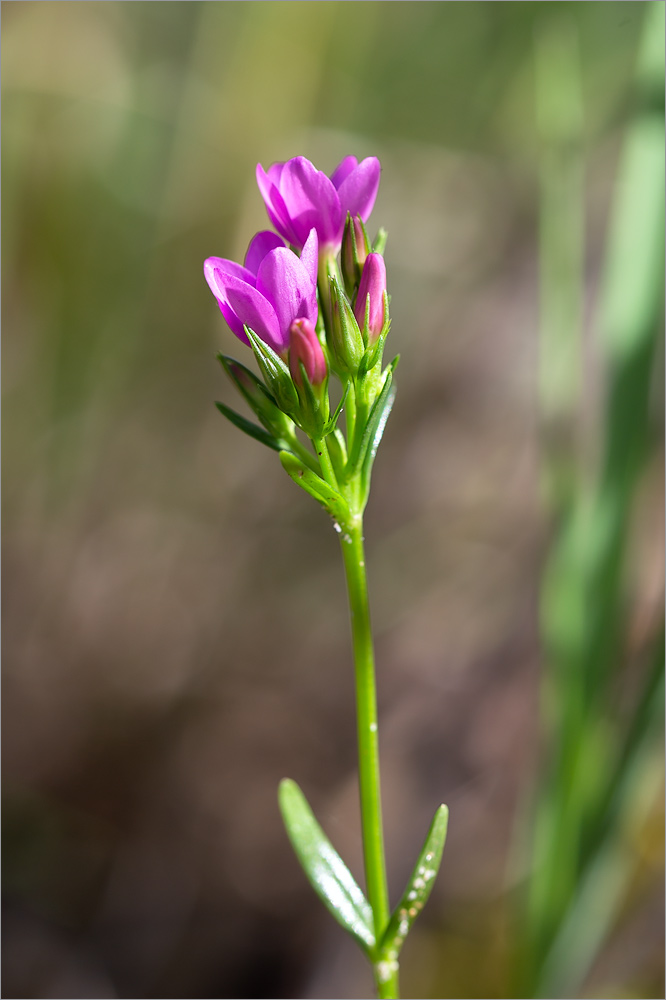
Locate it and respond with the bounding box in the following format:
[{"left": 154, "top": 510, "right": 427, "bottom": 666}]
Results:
[
  {"left": 204, "top": 228, "right": 318, "bottom": 355},
  {"left": 256, "top": 155, "right": 381, "bottom": 253}
]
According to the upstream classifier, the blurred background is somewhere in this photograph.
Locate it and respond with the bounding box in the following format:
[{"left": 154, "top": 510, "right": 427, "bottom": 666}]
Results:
[{"left": 2, "top": 2, "right": 663, "bottom": 998}]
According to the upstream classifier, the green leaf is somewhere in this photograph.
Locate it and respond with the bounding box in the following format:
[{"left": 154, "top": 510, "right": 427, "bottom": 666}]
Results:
[
  {"left": 218, "top": 354, "right": 291, "bottom": 432},
  {"left": 379, "top": 804, "right": 449, "bottom": 962},
  {"left": 358, "top": 360, "right": 398, "bottom": 503},
  {"left": 279, "top": 779, "right": 376, "bottom": 954},
  {"left": 279, "top": 451, "right": 350, "bottom": 524},
  {"left": 215, "top": 401, "right": 282, "bottom": 451}
]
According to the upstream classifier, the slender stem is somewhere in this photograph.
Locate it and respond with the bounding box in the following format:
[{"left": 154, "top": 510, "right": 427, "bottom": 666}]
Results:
[
  {"left": 340, "top": 515, "right": 399, "bottom": 999},
  {"left": 313, "top": 435, "right": 339, "bottom": 492},
  {"left": 291, "top": 436, "right": 323, "bottom": 475},
  {"left": 345, "top": 376, "right": 357, "bottom": 454}
]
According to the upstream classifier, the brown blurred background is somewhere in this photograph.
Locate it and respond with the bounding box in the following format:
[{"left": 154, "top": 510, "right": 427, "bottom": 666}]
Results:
[{"left": 2, "top": 3, "right": 663, "bottom": 998}]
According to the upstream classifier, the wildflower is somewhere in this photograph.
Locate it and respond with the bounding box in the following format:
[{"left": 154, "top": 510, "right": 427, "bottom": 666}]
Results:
[
  {"left": 354, "top": 253, "right": 387, "bottom": 345},
  {"left": 256, "top": 155, "right": 381, "bottom": 253},
  {"left": 204, "top": 228, "right": 318, "bottom": 356}
]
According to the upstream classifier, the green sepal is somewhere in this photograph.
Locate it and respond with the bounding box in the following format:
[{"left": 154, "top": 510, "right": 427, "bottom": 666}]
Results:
[
  {"left": 357, "top": 358, "right": 398, "bottom": 504},
  {"left": 279, "top": 451, "right": 350, "bottom": 523},
  {"left": 322, "top": 379, "right": 350, "bottom": 436},
  {"left": 378, "top": 804, "right": 449, "bottom": 963},
  {"left": 217, "top": 354, "right": 295, "bottom": 438},
  {"left": 341, "top": 212, "right": 371, "bottom": 299},
  {"left": 326, "top": 428, "right": 348, "bottom": 472},
  {"left": 295, "top": 361, "right": 329, "bottom": 437},
  {"left": 372, "top": 228, "right": 388, "bottom": 255},
  {"left": 278, "top": 779, "right": 376, "bottom": 955},
  {"left": 245, "top": 327, "right": 299, "bottom": 416},
  {"left": 329, "top": 275, "right": 365, "bottom": 375},
  {"left": 214, "top": 401, "right": 283, "bottom": 452}
]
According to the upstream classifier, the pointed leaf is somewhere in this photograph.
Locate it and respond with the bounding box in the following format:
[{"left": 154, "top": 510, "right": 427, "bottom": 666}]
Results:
[
  {"left": 218, "top": 354, "right": 289, "bottom": 430},
  {"left": 215, "top": 401, "right": 282, "bottom": 451},
  {"left": 279, "top": 779, "right": 376, "bottom": 954},
  {"left": 279, "top": 451, "right": 350, "bottom": 524},
  {"left": 379, "top": 805, "right": 448, "bottom": 962},
  {"left": 357, "top": 360, "right": 398, "bottom": 503}
]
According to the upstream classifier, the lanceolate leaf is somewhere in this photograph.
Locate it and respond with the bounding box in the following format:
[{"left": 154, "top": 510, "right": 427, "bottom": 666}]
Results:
[
  {"left": 218, "top": 354, "right": 291, "bottom": 434},
  {"left": 279, "top": 451, "right": 350, "bottom": 524},
  {"left": 379, "top": 804, "right": 449, "bottom": 963},
  {"left": 279, "top": 779, "right": 376, "bottom": 955},
  {"left": 215, "top": 401, "right": 282, "bottom": 451},
  {"left": 357, "top": 359, "right": 399, "bottom": 504}
]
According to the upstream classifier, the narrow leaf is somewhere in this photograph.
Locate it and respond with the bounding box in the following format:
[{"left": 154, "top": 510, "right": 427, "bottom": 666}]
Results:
[
  {"left": 358, "top": 361, "right": 398, "bottom": 502},
  {"left": 379, "top": 805, "right": 449, "bottom": 962},
  {"left": 215, "top": 401, "right": 282, "bottom": 451},
  {"left": 279, "top": 451, "right": 350, "bottom": 523},
  {"left": 279, "top": 779, "right": 376, "bottom": 954}
]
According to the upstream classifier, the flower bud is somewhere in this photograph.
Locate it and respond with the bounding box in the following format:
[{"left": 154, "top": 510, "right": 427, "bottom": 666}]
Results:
[
  {"left": 354, "top": 253, "right": 387, "bottom": 346},
  {"left": 289, "top": 318, "right": 327, "bottom": 388},
  {"left": 329, "top": 275, "right": 365, "bottom": 375},
  {"left": 341, "top": 213, "right": 370, "bottom": 298}
]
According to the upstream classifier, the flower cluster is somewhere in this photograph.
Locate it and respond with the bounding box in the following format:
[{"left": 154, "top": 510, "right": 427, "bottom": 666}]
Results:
[{"left": 204, "top": 154, "right": 393, "bottom": 513}]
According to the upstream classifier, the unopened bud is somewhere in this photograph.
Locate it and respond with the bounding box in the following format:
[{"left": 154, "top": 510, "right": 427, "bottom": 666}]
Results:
[
  {"left": 329, "top": 275, "right": 365, "bottom": 374},
  {"left": 354, "top": 253, "right": 387, "bottom": 345},
  {"left": 341, "top": 213, "right": 370, "bottom": 298},
  {"left": 289, "top": 318, "right": 327, "bottom": 387}
]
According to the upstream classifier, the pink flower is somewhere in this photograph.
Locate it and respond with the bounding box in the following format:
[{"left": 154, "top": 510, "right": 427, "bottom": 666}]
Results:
[
  {"left": 204, "top": 229, "right": 318, "bottom": 355},
  {"left": 354, "top": 253, "right": 387, "bottom": 344},
  {"left": 256, "top": 155, "right": 381, "bottom": 253}
]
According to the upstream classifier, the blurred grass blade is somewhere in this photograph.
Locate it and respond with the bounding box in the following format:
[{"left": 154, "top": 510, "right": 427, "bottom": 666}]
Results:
[
  {"left": 534, "top": 12, "right": 584, "bottom": 508},
  {"left": 379, "top": 805, "right": 448, "bottom": 962},
  {"left": 278, "top": 779, "right": 376, "bottom": 955}
]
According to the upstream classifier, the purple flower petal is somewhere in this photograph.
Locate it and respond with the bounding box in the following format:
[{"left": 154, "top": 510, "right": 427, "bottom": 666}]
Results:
[
  {"left": 337, "top": 156, "right": 381, "bottom": 223},
  {"left": 256, "top": 247, "right": 317, "bottom": 347},
  {"left": 256, "top": 163, "right": 299, "bottom": 245},
  {"left": 204, "top": 257, "right": 258, "bottom": 340},
  {"left": 279, "top": 156, "right": 342, "bottom": 249},
  {"left": 216, "top": 270, "right": 282, "bottom": 352},
  {"left": 244, "top": 231, "right": 286, "bottom": 276},
  {"left": 330, "top": 155, "right": 358, "bottom": 190},
  {"left": 299, "top": 228, "right": 319, "bottom": 288}
]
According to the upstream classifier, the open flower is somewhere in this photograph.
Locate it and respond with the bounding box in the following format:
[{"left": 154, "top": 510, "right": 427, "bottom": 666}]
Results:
[
  {"left": 204, "top": 228, "right": 318, "bottom": 355},
  {"left": 256, "top": 155, "right": 381, "bottom": 253}
]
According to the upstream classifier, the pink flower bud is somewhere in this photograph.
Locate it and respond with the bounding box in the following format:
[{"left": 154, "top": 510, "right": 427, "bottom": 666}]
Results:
[
  {"left": 289, "top": 318, "right": 327, "bottom": 387},
  {"left": 354, "top": 253, "right": 387, "bottom": 344}
]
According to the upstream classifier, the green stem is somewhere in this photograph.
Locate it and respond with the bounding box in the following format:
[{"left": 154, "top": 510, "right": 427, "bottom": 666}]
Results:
[
  {"left": 291, "top": 435, "right": 323, "bottom": 475},
  {"left": 313, "top": 435, "right": 339, "bottom": 492},
  {"left": 340, "top": 515, "right": 399, "bottom": 999}
]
